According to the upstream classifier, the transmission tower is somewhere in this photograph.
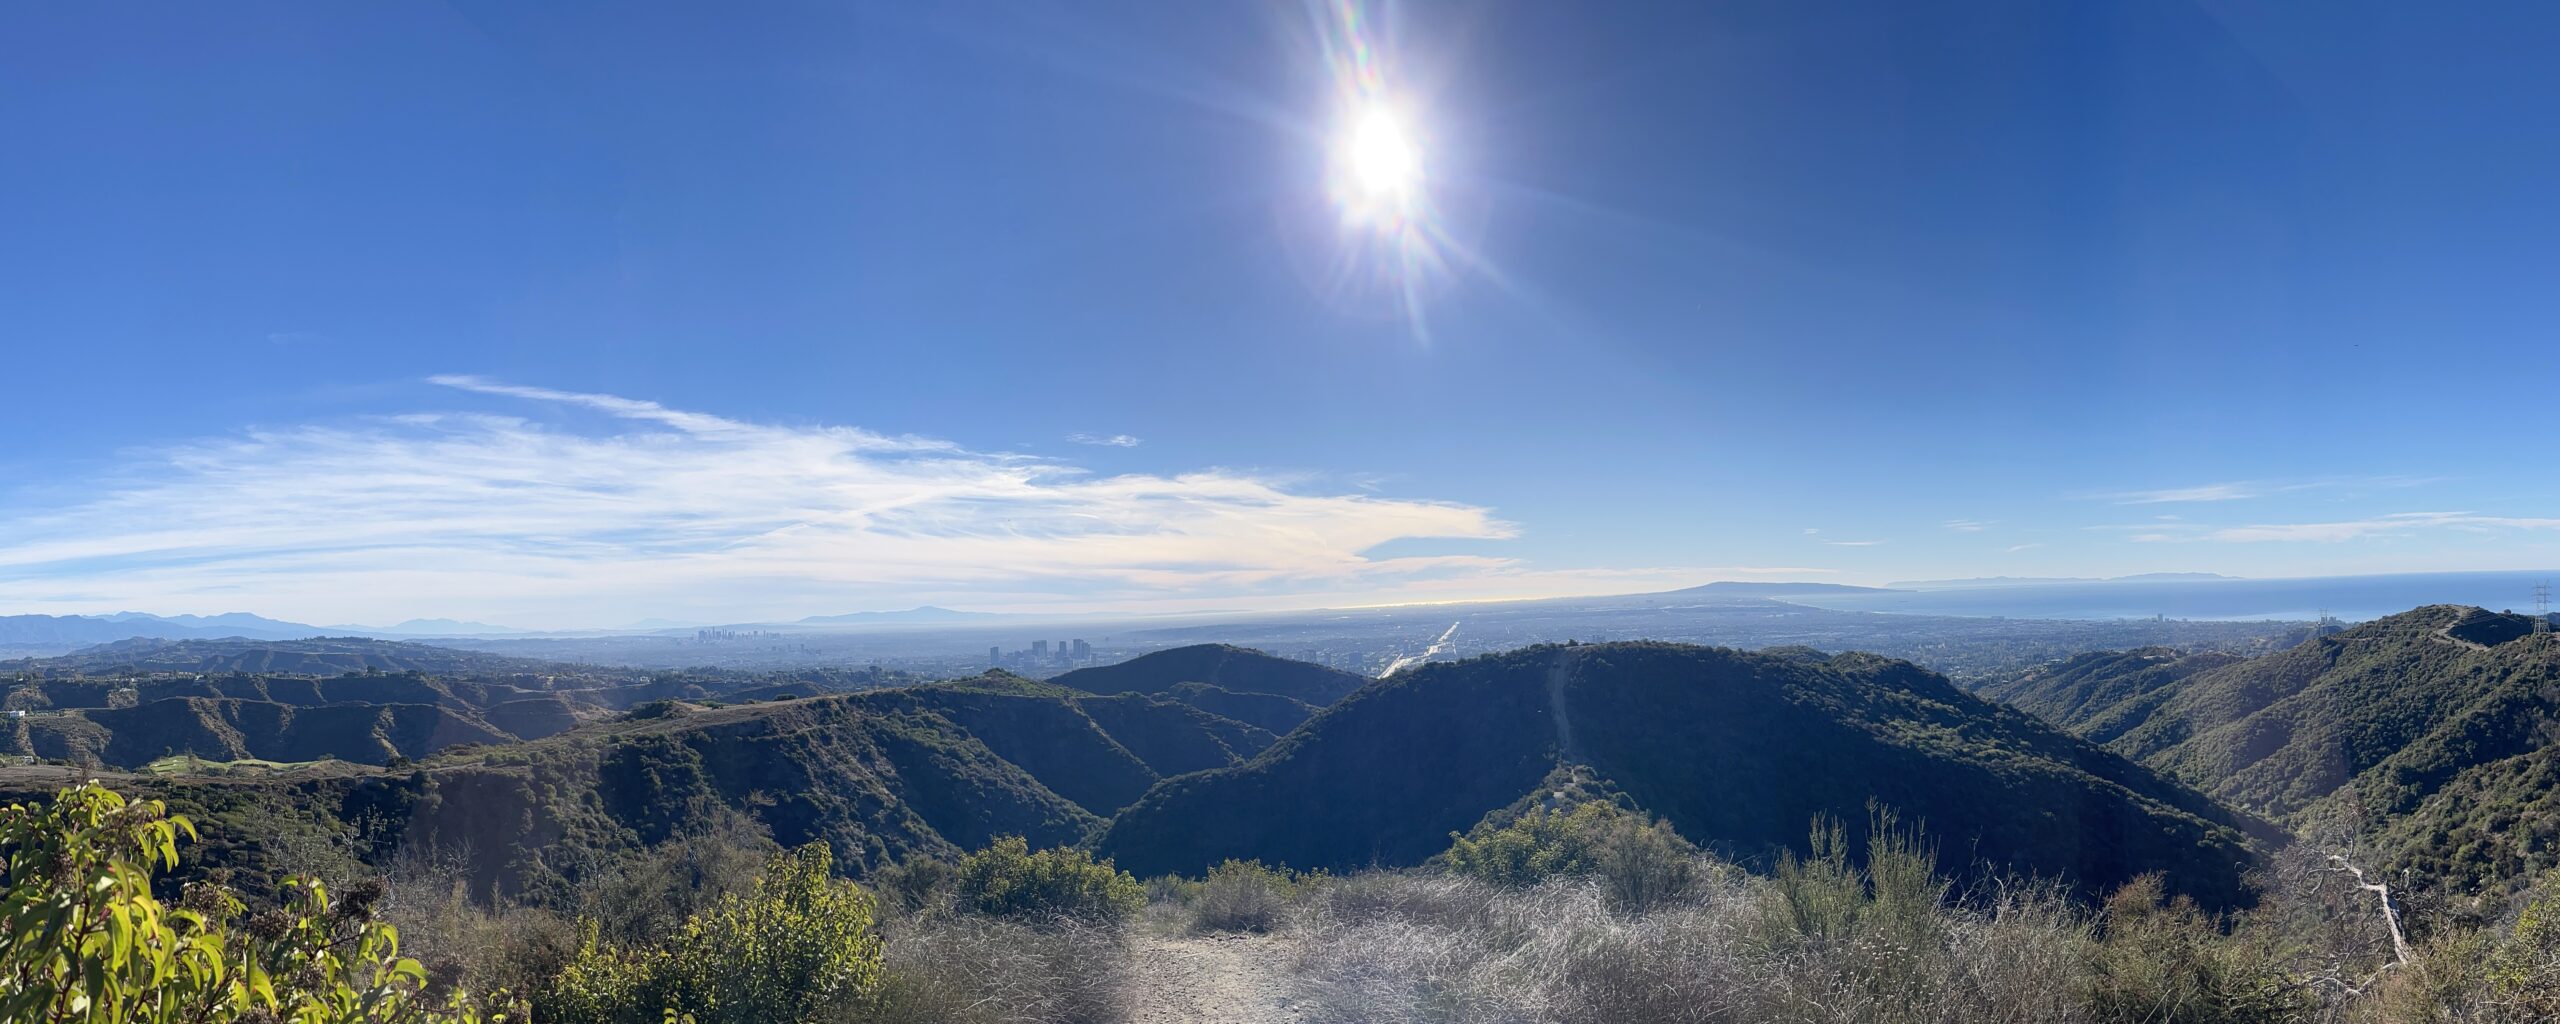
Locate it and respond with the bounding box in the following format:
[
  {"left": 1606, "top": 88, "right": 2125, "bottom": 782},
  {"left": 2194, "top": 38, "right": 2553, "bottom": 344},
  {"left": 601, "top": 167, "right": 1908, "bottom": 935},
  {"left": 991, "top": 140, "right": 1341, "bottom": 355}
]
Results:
[{"left": 2536, "top": 582, "right": 2552, "bottom": 633}]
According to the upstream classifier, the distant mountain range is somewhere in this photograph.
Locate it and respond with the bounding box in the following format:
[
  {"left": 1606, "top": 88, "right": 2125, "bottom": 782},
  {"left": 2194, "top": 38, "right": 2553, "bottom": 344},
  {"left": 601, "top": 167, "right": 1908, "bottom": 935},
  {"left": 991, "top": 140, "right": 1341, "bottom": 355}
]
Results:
[
  {"left": 0, "top": 606, "right": 1010, "bottom": 654},
  {"left": 0, "top": 612, "right": 529, "bottom": 650},
  {"left": 1786, "top": 570, "right": 2558, "bottom": 622}
]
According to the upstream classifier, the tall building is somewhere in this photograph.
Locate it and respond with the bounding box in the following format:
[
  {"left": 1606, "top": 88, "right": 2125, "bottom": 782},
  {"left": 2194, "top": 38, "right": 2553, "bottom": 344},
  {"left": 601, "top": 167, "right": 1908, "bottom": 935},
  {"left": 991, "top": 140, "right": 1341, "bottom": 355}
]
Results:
[
  {"left": 1072, "top": 639, "right": 1091, "bottom": 659},
  {"left": 989, "top": 645, "right": 1001, "bottom": 667},
  {"left": 1033, "top": 640, "right": 1048, "bottom": 656}
]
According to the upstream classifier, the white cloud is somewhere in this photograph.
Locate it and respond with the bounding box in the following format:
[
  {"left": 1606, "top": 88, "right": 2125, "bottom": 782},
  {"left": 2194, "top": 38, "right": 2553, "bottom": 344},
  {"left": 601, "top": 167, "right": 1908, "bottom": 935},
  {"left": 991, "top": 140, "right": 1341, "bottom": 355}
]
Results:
[
  {"left": 2004, "top": 543, "right": 2043, "bottom": 553},
  {"left": 0, "top": 379, "right": 1783, "bottom": 627},
  {"left": 2207, "top": 512, "right": 2560, "bottom": 543},
  {"left": 1943, "top": 519, "right": 1992, "bottom": 532},
  {"left": 1067, "top": 432, "right": 1142, "bottom": 448},
  {"left": 1802, "top": 527, "right": 1821, "bottom": 535},
  {"left": 2090, "top": 476, "right": 2435, "bottom": 506},
  {"left": 2100, "top": 481, "right": 2282, "bottom": 504},
  {"left": 1825, "top": 540, "right": 1887, "bottom": 547}
]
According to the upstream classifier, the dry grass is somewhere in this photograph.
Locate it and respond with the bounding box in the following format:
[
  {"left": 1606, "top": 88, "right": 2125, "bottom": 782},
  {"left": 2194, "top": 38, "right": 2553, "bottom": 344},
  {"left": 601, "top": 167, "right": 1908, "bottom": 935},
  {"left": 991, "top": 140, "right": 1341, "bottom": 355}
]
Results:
[
  {"left": 848, "top": 914, "right": 1133, "bottom": 1024},
  {"left": 1270, "top": 868, "right": 2248, "bottom": 1024},
  {"left": 1189, "top": 860, "right": 1297, "bottom": 934}
]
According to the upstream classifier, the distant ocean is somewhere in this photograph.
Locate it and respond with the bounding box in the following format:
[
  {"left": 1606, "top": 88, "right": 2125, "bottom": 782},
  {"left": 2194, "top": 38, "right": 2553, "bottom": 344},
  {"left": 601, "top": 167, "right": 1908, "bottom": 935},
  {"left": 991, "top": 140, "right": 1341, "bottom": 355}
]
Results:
[{"left": 1777, "top": 571, "right": 2560, "bottom": 623}]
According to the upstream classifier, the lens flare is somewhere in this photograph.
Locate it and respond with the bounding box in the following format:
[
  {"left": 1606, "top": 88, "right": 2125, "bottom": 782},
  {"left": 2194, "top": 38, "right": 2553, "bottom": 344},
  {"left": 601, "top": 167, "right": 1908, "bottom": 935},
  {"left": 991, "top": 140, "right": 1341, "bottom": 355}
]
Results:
[{"left": 1310, "top": 0, "right": 1464, "bottom": 343}]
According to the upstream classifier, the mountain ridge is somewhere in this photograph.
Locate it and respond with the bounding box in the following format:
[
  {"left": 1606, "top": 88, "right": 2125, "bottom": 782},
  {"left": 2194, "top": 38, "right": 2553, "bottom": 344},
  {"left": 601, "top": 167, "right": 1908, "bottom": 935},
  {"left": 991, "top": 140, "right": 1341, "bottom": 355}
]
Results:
[{"left": 1096, "top": 641, "right": 2269, "bottom": 906}]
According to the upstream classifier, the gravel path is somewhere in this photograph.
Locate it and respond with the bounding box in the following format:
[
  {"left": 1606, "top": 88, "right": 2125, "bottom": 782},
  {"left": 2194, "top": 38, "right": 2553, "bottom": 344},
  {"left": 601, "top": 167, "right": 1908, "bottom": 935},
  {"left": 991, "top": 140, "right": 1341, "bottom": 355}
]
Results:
[{"left": 1125, "top": 931, "right": 1302, "bottom": 1024}]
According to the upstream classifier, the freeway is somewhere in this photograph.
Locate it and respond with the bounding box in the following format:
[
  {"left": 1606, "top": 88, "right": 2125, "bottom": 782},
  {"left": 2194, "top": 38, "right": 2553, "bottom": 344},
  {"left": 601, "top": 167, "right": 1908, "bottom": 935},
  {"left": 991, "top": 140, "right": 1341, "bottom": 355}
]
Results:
[{"left": 1379, "top": 620, "right": 1461, "bottom": 678}]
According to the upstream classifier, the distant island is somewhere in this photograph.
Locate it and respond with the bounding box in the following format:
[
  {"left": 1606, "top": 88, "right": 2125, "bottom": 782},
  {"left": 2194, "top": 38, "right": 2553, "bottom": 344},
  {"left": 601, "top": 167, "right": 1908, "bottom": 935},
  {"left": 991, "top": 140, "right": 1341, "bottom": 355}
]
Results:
[
  {"left": 1658, "top": 581, "right": 1905, "bottom": 596},
  {"left": 1887, "top": 572, "right": 2242, "bottom": 589}
]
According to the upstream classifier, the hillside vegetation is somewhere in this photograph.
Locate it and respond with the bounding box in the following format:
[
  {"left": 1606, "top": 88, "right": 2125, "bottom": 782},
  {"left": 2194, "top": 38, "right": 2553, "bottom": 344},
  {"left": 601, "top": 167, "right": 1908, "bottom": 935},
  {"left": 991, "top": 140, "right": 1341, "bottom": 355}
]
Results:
[
  {"left": 0, "top": 640, "right": 926, "bottom": 770},
  {"left": 5, "top": 668, "right": 1281, "bottom": 900},
  {"left": 19, "top": 627, "right": 2560, "bottom": 1023},
  {"left": 1987, "top": 606, "right": 2560, "bottom": 893},
  {"left": 1054, "top": 643, "right": 1369, "bottom": 706},
  {"left": 1099, "top": 641, "right": 2268, "bottom": 906}
]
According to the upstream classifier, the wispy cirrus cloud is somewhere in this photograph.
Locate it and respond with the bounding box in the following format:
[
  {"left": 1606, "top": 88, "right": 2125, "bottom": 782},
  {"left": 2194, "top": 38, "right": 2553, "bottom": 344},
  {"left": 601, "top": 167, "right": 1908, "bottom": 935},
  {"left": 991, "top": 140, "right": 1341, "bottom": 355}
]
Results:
[
  {"left": 2099, "top": 481, "right": 2282, "bottom": 504},
  {"left": 2087, "top": 476, "right": 2436, "bottom": 506},
  {"left": 1066, "top": 432, "right": 1142, "bottom": 448},
  {"left": 2207, "top": 511, "right": 2560, "bottom": 543},
  {"left": 2004, "top": 542, "right": 2043, "bottom": 553},
  {"left": 1943, "top": 519, "right": 1992, "bottom": 532},
  {"left": 0, "top": 379, "right": 1737, "bottom": 627},
  {"left": 1825, "top": 540, "right": 1887, "bottom": 547},
  {"left": 2098, "top": 510, "right": 2560, "bottom": 544}
]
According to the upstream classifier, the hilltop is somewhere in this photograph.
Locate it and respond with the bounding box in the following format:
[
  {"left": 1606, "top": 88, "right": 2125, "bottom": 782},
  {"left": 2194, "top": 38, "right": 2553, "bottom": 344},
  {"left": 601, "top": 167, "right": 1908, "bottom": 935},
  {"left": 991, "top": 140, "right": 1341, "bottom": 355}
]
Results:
[
  {"left": 1096, "top": 641, "right": 2267, "bottom": 906},
  {"left": 1053, "top": 643, "right": 1370, "bottom": 708}
]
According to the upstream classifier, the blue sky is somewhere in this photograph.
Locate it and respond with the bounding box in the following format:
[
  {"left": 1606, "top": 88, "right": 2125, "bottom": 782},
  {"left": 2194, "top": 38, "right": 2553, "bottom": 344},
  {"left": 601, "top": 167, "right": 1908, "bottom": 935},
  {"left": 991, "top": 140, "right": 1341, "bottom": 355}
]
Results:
[{"left": 5, "top": 1, "right": 2558, "bottom": 627}]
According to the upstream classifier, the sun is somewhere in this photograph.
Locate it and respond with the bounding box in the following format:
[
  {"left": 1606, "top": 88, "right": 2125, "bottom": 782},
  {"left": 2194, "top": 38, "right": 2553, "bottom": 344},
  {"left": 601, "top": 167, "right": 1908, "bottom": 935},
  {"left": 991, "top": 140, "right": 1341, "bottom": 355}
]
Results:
[
  {"left": 1345, "top": 105, "right": 1421, "bottom": 199},
  {"left": 1335, "top": 103, "right": 1424, "bottom": 224}
]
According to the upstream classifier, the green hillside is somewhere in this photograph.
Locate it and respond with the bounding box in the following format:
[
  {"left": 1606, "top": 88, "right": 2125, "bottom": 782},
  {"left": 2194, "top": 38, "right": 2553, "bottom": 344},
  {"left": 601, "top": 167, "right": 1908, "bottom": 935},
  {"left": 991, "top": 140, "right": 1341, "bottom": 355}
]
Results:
[
  {"left": 1985, "top": 605, "right": 2560, "bottom": 894},
  {"left": 13, "top": 697, "right": 514, "bottom": 767},
  {"left": 1159, "top": 680, "right": 1319, "bottom": 734},
  {"left": 2, "top": 669, "right": 1287, "bottom": 899},
  {"left": 1972, "top": 647, "right": 2247, "bottom": 738},
  {"left": 1096, "top": 641, "right": 2267, "bottom": 906},
  {"left": 0, "top": 644, "right": 942, "bottom": 770}
]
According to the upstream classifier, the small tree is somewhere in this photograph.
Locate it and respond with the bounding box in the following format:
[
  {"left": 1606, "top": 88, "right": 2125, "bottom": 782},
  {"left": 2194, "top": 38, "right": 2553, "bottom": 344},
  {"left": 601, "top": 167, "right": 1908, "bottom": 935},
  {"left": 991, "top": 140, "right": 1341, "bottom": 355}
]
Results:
[{"left": 0, "top": 782, "right": 512, "bottom": 1023}]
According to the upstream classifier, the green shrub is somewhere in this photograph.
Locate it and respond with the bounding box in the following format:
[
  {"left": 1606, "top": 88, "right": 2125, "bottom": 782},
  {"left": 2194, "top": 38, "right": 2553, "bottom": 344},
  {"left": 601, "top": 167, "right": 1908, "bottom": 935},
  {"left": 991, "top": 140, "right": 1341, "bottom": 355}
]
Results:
[
  {"left": 949, "top": 837, "right": 1144, "bottom": 923},
  {"left": 2483, "top": 869, "right": 2560, "bottom": 1019},
  {"left": 868, "top": 856, "right": 960, "bottom": 916},
  {"left": 1442, "top": 801, "right": 1701, "bottom": 911},
  {"left": 2087, "top": 874, "right": 2299, "bottom": 1024},
  {"left": 0, "top": 782, "right": 514, "bottom": 1023},
  {"left": 1761, "top": 806, "right": 1949, "bottom": 949},
  {"left": 1144, "top": 873, "right": 1200, "bottom": 906},
  {"left": 541, "top": 843, "right": 883, "bottom": 1024}
]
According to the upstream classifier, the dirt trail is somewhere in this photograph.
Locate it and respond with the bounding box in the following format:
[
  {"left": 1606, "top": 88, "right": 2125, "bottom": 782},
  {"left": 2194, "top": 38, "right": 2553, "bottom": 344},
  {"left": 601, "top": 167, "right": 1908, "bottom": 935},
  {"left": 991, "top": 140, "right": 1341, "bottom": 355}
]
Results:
[
  {"left": 2429, "top": 623, "right": 2490, "bottom": 652},
  {"left": 1547, "top": 646, "right": 1583, "bottom": 761},
  {"left": 1125, "top": 932, "right": 1300, "bottom": 1024}
]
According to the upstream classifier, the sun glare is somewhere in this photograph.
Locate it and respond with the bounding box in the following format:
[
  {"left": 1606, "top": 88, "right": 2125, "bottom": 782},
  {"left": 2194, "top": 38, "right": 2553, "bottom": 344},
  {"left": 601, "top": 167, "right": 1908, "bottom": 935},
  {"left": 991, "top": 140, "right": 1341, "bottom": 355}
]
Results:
[
  {"left": 1308, "top": 0, "right": 1472, "bottom": 344},
  {"left": 1345, "top": 105, "right": 1421, "bottom": 200},
  {"left": 1335, "top": 103, "right": 1425, "bottom": 229}
]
